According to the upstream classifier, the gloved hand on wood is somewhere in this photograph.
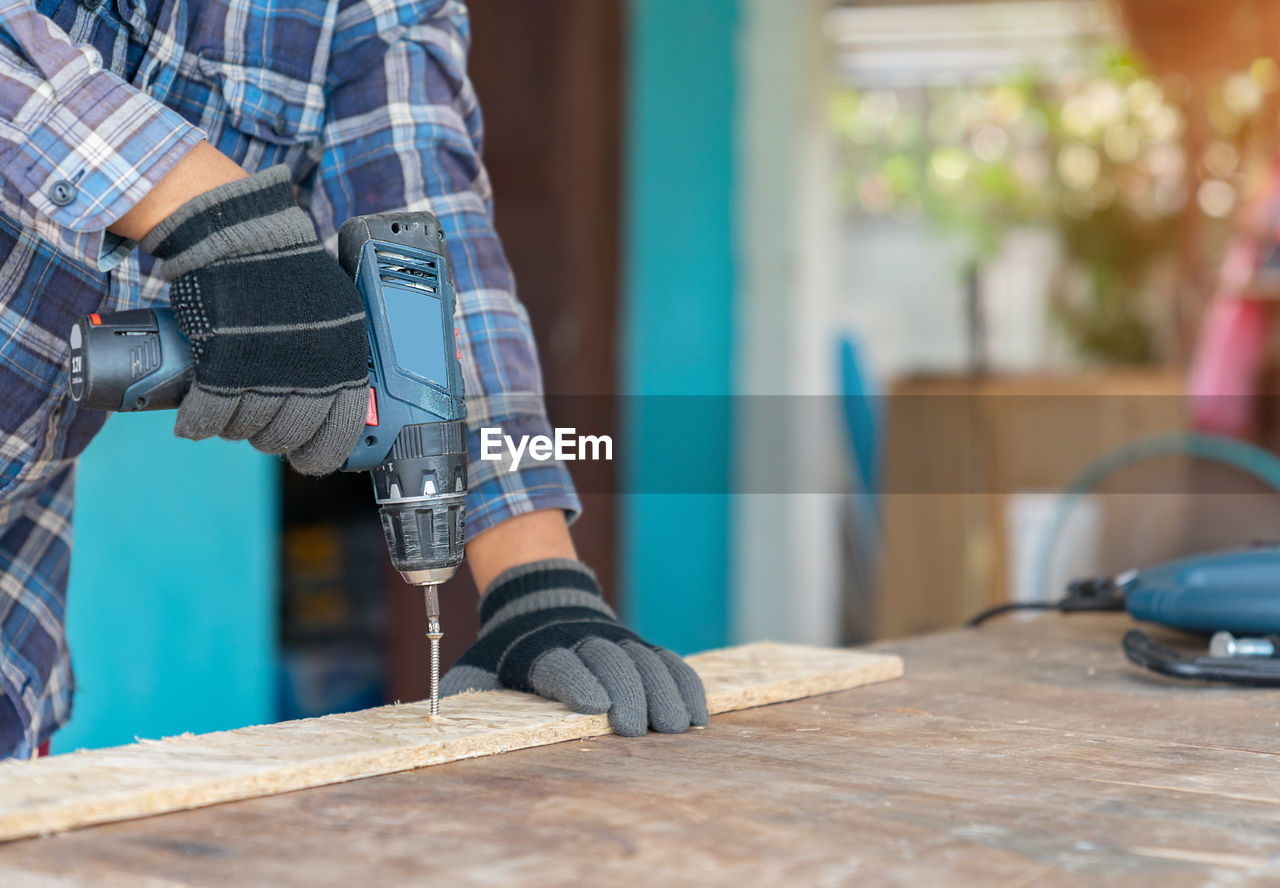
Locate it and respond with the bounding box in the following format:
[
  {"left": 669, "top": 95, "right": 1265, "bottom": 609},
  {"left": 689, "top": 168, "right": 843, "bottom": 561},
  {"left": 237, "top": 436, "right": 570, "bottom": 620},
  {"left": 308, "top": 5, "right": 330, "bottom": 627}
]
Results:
[
  {"left": 141, "top": 165, "right": 368, "bottom": 475},
  {"left": 441, "top": 559, "right": 710, "bottom": 736}
]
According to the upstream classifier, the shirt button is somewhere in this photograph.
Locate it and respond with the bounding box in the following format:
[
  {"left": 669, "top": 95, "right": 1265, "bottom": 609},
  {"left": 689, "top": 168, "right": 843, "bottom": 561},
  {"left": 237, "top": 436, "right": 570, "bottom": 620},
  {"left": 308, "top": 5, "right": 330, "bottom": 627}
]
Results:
[
  {"left": 48, "top": 181, "right": 77, "bottom": 207},
  {"left": 272, "top": 112, "right": 289, "bottom": 137},
  {"left": 81, "top": 0, "right": 104, "bottom": 9}
]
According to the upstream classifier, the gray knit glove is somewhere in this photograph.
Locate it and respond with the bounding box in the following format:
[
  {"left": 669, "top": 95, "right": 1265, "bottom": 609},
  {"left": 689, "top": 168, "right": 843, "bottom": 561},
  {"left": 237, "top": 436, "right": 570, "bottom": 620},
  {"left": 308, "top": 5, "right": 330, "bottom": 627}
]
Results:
[
  {"left": 441, "top": 559, "right": 709, "bottom": 737},
  {"left": 141, "top": 166, "right": 369, "bottom": 475}
]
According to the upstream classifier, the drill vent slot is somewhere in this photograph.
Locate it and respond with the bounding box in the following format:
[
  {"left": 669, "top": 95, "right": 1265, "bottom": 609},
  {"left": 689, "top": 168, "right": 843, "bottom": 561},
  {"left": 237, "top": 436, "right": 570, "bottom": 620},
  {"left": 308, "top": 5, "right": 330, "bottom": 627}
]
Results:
[{"left": 374, "top": 246, "right": 440, "bottom": 294}]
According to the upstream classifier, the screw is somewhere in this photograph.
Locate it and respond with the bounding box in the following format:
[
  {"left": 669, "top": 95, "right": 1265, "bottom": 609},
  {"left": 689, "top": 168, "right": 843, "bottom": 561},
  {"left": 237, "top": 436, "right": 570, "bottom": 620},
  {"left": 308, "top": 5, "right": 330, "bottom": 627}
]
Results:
[
  {"left": 424, "top": 583, "right": 443, "bottom": 717},
  {"left": 1209, "top": 631, "right": 1276, "bottom": 658},
  {"left": 427, "top": 620, "right": 442, "bottom": 717}
]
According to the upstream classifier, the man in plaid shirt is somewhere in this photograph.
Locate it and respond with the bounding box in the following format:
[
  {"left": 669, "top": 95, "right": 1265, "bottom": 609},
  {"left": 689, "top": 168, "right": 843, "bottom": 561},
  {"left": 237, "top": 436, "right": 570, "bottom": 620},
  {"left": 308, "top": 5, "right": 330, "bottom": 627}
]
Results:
[{"left": 0, "top": 0, "right": 706, "bottom": 759}]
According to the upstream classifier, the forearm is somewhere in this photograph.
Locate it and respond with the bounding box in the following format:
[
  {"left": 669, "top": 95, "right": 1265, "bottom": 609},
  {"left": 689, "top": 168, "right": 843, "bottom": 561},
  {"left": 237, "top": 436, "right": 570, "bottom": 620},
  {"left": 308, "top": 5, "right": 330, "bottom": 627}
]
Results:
[
  {"left": 108, "top": 141, "right": 247, "bottom": 242},
  {"left": 465, "top": 509, "right": 577, "bottom": 594},
  {"left": 315, "top": 16, "right": 583, "bottom": 539},
  {"left": 0, "top": 1, "right": 207, "bottom": 270}
]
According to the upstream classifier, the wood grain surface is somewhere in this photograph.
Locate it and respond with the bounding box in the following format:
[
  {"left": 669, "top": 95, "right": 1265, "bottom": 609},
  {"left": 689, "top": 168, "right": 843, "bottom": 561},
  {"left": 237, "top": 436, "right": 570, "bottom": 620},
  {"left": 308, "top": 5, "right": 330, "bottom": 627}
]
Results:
[
  {"left": 0, "top": 642, "right": 902, "bottom": 844},
  {"left": 0, "top": 616, "right": 1277, "bottom": 887}
]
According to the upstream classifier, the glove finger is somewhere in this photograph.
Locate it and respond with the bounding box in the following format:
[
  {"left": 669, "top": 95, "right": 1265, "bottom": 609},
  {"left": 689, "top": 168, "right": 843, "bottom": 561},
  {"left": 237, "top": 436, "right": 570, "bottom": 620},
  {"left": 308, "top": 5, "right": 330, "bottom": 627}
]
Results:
[
  {"left": 249, "top": 393, "right": 331, "bottom": 454},
  {"left": 528, "top": 648, "right": 610, "bottom": 715},
  {"left": 576, "top": 637, "right": 647, "bottom": 737},
  {"left": 619, "top": 640, "right": 690, "bottom": 733},
  {"left": 175, "top": 386, "right": 240, "bottom": 441},
  {"left": 440, "top": 664, "right": 501, "bottom": 697},
  {"left": 286, "top": 385, "right": 369, "bottom": 476},
  {"left": 655, "top": 647, "right": 710, "bottom": 727},
  {"left": 223, "top": 392, "right": 285, "bottom": 441}
]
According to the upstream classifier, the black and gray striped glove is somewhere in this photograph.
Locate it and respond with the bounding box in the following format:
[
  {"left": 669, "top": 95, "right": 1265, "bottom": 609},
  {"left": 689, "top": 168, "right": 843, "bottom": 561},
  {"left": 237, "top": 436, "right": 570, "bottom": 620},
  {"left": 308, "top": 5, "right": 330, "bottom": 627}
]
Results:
[
  {"left": 141, "top": 165, "right": 369, "bottom": 475},
  {"left": 441, "top": 559, "right": 709, "bottom": 737}
]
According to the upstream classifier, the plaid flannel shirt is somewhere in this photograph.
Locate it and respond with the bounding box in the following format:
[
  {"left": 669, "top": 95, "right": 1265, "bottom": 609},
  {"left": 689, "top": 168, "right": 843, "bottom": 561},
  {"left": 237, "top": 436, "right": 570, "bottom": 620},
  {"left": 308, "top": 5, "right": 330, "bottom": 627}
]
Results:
[{"left": 0, "top": 0, "right": 580, "bottom": 758}]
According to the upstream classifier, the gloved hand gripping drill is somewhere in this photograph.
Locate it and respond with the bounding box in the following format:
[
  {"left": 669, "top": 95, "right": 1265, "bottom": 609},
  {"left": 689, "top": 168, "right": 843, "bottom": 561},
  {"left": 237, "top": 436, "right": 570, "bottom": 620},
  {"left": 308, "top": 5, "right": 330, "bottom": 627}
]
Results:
[
  {"left": 69, "top": 166, "right": 467, "bottom": 715},
  {"left": 69, "top": 165, "right": 709, "bottom": 734}
]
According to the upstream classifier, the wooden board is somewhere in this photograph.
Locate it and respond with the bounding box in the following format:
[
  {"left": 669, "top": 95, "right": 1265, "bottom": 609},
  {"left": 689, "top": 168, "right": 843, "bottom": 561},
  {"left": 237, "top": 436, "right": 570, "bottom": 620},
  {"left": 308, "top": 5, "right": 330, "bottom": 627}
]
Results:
[
  {"left": 2, "top": 616, "right": 1278, "bottom": 887},
  {"left": 0, "top": 641, "right": 902, "bottom": 843}
]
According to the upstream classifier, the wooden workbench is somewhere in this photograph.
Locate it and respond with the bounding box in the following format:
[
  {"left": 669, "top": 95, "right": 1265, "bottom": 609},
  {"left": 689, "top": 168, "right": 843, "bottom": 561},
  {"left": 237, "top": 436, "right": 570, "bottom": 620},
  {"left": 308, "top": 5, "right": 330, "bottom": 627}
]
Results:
[{"left": 2, "top": 614, "right": 1278, "bottom": 887}]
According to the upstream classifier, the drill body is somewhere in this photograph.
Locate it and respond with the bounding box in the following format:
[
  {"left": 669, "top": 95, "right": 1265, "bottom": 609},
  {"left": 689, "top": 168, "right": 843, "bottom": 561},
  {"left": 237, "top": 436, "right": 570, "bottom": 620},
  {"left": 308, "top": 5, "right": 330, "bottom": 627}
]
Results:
[
  {"left": 68, "top": 212, "right": 468, "bottom": 710},
  {"left": 335, "top": 214, "right": 467, "bottom": 590},
  {"left": 1120, "top": 545, "right": 1280, "bottom": 636}
]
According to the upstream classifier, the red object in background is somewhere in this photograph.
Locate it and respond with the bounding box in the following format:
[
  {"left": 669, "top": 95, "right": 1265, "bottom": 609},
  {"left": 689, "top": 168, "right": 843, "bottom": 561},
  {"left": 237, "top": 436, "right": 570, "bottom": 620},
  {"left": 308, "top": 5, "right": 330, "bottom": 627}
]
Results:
[
  {"left": 1187, "top": 156, "right": 1280, "bottom": 437},
  {"left": 37, "top": 741, "right": 49, "bottom": 757},
  {"left": 1189, "top": 299, "right": 1269, "bottom": 436}
]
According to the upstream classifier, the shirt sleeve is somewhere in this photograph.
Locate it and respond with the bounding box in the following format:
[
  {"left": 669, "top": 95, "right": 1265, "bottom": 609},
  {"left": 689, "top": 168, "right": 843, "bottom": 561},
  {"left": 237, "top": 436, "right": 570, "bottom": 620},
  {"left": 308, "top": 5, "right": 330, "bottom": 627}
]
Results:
[
  {"left": 0, "top": 1, "right": 205, "bottom": 271},
  {"left": 311, "top": 0, "right": 581, "bottom": 536}
]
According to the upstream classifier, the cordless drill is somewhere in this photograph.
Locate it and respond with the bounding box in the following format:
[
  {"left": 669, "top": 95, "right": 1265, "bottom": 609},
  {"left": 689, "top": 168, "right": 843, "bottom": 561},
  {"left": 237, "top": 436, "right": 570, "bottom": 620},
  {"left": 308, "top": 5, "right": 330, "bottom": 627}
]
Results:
[{"left": 67, "top": 213, "right": 467, "bottom": 715}]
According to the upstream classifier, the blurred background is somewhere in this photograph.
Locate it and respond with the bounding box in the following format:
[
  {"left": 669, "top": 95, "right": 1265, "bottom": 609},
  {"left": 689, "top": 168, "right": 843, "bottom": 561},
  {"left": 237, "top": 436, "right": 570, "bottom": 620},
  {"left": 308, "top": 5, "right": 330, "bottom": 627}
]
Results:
[{"left": 56, "top": 0, "right": 1280, "bottom": 748}]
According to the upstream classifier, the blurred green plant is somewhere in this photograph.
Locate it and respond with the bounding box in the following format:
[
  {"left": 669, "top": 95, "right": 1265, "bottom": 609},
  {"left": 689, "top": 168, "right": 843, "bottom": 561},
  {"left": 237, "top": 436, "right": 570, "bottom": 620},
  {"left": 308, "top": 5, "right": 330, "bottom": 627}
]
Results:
[{"left": 833, "top": 49, "right": 1280, "bottom": 364}]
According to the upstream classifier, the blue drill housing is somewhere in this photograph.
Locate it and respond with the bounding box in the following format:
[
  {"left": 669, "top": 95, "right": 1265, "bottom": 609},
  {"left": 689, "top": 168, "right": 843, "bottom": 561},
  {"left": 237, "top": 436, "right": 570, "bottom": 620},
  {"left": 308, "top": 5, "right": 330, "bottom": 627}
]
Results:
[
  {"left": 1122, "top": 545, "right": 1280, "bottom": 635},
  {"left": 340, "top": 235, "right": 466, "bottom": 473}
]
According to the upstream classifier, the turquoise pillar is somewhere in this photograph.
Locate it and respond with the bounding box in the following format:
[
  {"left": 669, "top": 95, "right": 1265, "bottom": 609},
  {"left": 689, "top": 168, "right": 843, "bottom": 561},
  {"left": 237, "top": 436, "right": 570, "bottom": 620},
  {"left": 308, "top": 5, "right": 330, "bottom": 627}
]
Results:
[
  {"left": 622, "top": 0, "right": 738, "bottom": 653},
  {"left": 60, "top": 414, "right": 277, "bottom": 751}
]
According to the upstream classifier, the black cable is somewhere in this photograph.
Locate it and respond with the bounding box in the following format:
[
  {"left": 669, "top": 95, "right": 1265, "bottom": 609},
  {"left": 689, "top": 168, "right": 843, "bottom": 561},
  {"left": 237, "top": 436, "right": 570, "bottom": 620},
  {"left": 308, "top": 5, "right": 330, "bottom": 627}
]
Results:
[
  {"left": 965, "top": 601, "right": 1060, "bottom": 628},
  {"left": 1123, "top": 630, "right": 1280, "bottom": 685}
]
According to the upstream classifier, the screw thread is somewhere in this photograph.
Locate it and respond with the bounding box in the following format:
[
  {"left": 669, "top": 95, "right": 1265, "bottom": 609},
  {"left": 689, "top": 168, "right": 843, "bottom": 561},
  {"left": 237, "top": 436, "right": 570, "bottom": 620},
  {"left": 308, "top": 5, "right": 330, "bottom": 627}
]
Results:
[{"left": 429, "top": 637, "right": 441, "bottom": 717}]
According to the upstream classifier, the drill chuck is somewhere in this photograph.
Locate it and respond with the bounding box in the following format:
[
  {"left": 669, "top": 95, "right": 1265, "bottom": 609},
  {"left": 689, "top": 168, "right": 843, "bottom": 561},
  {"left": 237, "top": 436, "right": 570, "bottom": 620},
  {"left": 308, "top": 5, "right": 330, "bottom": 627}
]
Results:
[{"left": 374, "top": 420, "right": 467, "bottom": 586}]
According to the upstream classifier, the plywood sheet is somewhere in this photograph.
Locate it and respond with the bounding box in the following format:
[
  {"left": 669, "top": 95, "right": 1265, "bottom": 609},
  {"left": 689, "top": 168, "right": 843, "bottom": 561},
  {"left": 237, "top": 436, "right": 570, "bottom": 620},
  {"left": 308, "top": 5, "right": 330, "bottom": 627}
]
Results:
[
  {"left": 0, "top": 641, "right": 901, "bottom": 842},
  {"left": 3, "top": 617, "right": 1276, "bottom": 888}
]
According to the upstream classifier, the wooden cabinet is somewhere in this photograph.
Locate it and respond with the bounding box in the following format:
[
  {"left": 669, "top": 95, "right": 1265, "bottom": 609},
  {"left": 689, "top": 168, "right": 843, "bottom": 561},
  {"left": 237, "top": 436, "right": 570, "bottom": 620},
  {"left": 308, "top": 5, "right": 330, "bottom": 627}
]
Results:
[{"left": 876, "top": 372, "right": 1190, "bottom": 639}]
